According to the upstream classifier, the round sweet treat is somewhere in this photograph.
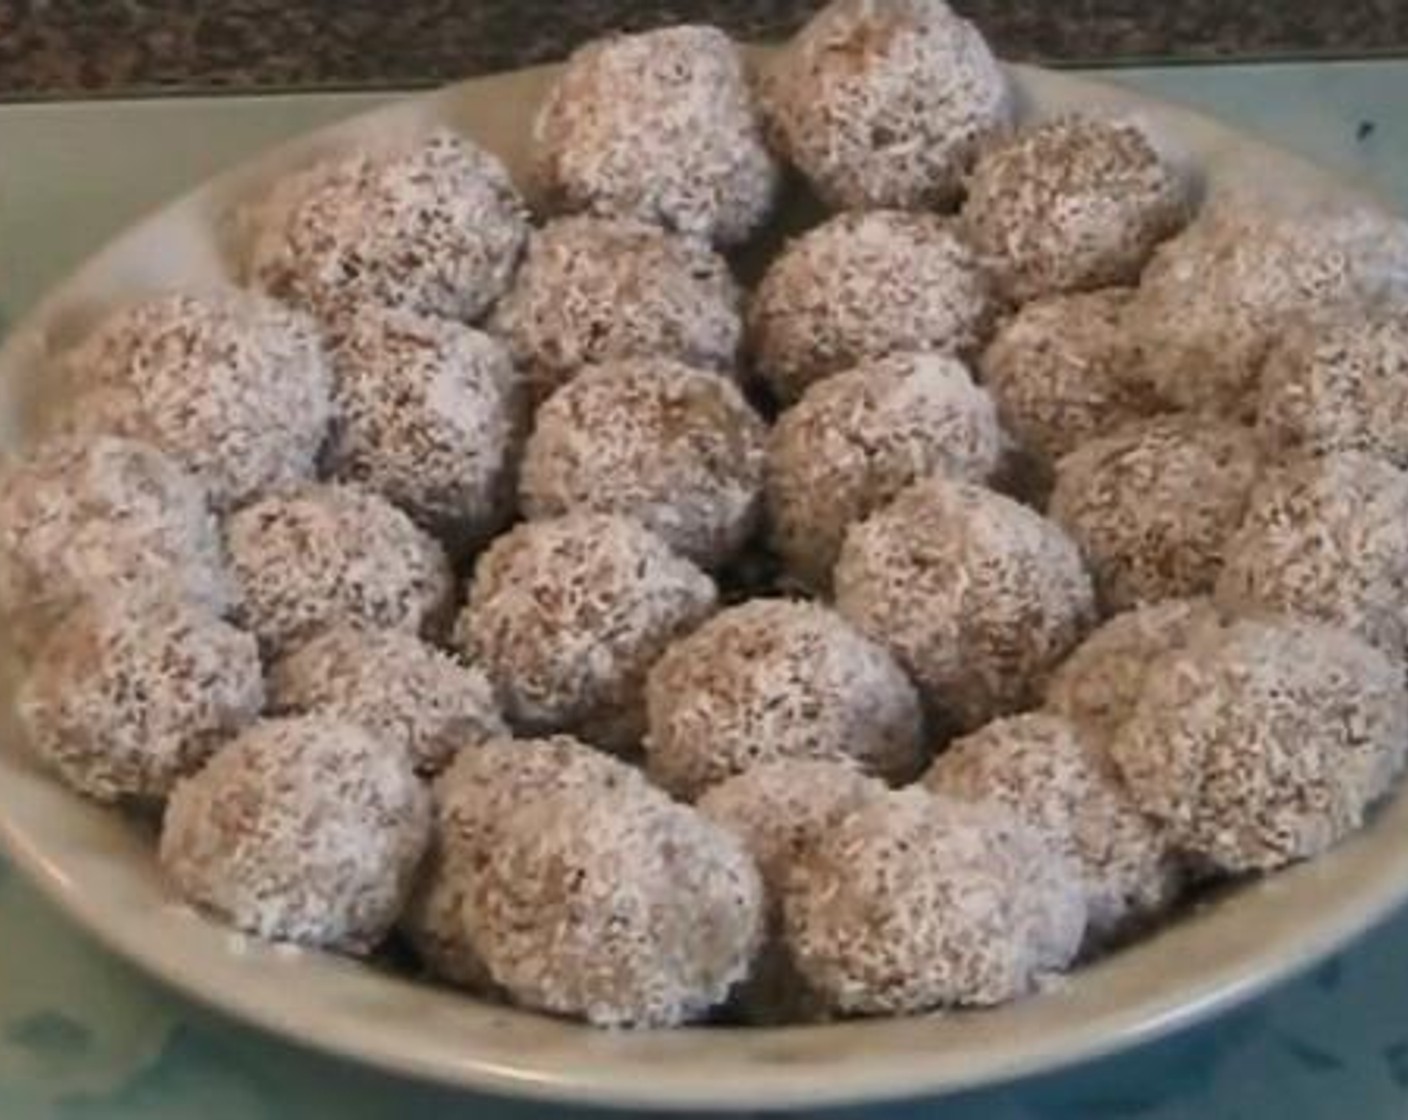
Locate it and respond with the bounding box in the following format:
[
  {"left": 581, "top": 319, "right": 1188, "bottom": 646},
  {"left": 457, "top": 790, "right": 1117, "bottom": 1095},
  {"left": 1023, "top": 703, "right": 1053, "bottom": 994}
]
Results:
[
  {"left": 226, "top": 483, "right": 453, "bottom": 655},
  {"left": 925, "top": 712, "right": 1181, "bottom": 941},
  {"left": 457, "top": 513, "right": 717, "bottom": 751},
  {"left": 961, "top": 115, "right": 1190, "bottom": 303},
  {"left": 160, "top": 715, "right": 432, "bottom": 952},
  {"left": 466, "top": 780, "right": 765, "bottom": 1026},
  {"left": 244, "top": 129, "right": 527, "bottom": 324},
  {"left": 520, "top": 358, "right": 767, "bottom": 569},
  {"left": 323, "top": 305, "right": 524, "bottom": 549},
  {"left": 0, "top": 435, "right": 232, "bottom": 654},
  {"left": 1044, "top": 597, "right": 1222, "bottom": 743},
  {"left": 18, "top": 594, "right": 263, "bottom": 804},
  {"left": 835, "top": 477, "right": 1094, "bottom": 731},
  {"left": 51, "top": 291, "right": 330, "bottom": 510},
  {"left": 783, "top": 788, "right": 1085, "bottom": 1015},
  {"left": 268, "top": 625, "right": 506, "bottom": 777},
  {"left": 1110, "top": 617, "right": 1408, "bottom": 873},
  {"left": 1049, "top": 415, "right": 1260, "bottom": 612},
  {"left": 759, "top": 0, "right": 1011, "bottom": 210},
  {"left": 490, "top": 216, "right": 742, "bottom": 402},
  {"left": 766, "top": 351, "right": 1003, "bottom": 590},
  {"left": 1257, "top": 309, "right": 1408, "bottom": 468},
  {"left": 749, "top": 210, "right": 996, "bottom": 405},
  {"left": 531, "top": 25, "right": 779, "bottom": 245},
  {"left": 645, "top": 599, "right": 924, "bottom": 799},
  {"left": 1215, "top": 451, "right": 1408, "bottom": 660}
]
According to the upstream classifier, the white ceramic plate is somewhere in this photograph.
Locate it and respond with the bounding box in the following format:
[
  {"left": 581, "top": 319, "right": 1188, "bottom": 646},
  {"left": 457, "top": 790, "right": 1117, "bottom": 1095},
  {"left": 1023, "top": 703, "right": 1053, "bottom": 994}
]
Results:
[{"left": 1, "top": 59, "right": 1405, "bottom": 1113}]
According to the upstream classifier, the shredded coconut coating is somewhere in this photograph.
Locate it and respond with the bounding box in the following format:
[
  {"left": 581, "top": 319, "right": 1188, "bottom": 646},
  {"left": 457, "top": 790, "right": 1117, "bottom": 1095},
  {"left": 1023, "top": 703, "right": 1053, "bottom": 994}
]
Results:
[
  {"left": 160, "top": 715, "right": 432, "bottom": 952},
  {"left": 244, "top": 129, "right": 528, "bottom": 324},
  {"left": 531, "top": 25, "right": 779, "bottom": 245},
  {"left": 52, "top": 291, "right": 331, "bottom": 510},
  {"left": 1215, "top": 451, "right": 1408, "bottom": 661},
  {"left": 19, "top": 594, "right": 263, "bottom": 804},
  {"left": 759, "top": 0, "right": 1011, "bottom": 210},
  {"left": 268, "top": 625, "right": 506, "bottom": 777},
  {"left": 1109, "top": 617, "right": 1408, "bottom": 873},
  {"left": 645, "top": 599, "right": 925, "bottom": 800},
  {"left": 466, "top": 781, "right": 765, "bottom": 1027},
  {"left": 1049, "top": 415, "right": 1260, "bottom": 612},
  {"left": 457, "top": 513, "right": 717, "bottom": 752},
  {"left": 520, "top": 358, "right": 767, "bottom": 569},
  {"left": 324, "top": 305, "right": 525, "bottom": 550},
  {"left": 980, "top": 287, "right": 1164, "bottom": 466},
  {"left": 835, "top": 477, "right": 1094, "bottom": 731},
  {"left": 783, "top": 788, "right": 1085, "bottom": 1015},
  {"left": 925, "top": 712, "right": 1181, "bottom": 941},
  {"left": 748, "top": 210, "right": 996, "bottom": 404},
  {"left": 226, "top": 483, "right": 454, "bottom": 655},
  {"left": 961, "top": 115, "right": 1190, "bottom": 303},
  {"left": 766, "top": 351, "right": 1003, "bottom": 590},
  {"left": 0, "top": 435, "right": 233, "bottom": 655}
]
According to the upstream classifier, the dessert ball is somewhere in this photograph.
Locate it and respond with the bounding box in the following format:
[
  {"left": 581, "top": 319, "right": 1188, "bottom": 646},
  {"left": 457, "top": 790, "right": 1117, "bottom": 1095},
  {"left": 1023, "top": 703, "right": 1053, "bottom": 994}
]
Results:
[
  {"left": 531, "top": 26, "right": 779, "bottom": 245},
  {"left": 324, "top": 305, "right": 524, "bottom": 549},
  {"left": 749, "top": 210, "right": 996, "bottom": 404},
  {"left": 161, "top": 715, "right": 431, "bottom": 952},
  {"left": 52, "top": 291, "right": 330, "bottom": 510},
  {"left": 227, "top": 483, "right": 453, "bottom": 655},
  {"left": 961, "top": 115, "right": 1190, "bottom": 303},
  {"left": 490, "top": 216, "right": 743, "bottom": 401},
  {"left": 244, "top": 129, "right": 527, "bottom": 324},
  {"left": 760, "top": 0, "right": 1011, "bottom": 210},
  {"left": 466, "top": 780, "right": 765, "bottom": 1026},
  {"left": 645, "top": 599, "right": 925, "bottom": 800},
  {"left": 268, "top": 625, "right": 506, "bottom": 777},
  {"left": 835, "top": 477, "right": 1094, "bottom": 730},
  {"left": 520, "top": 358, "right": 767, "bottom": 569},
  {"left": 19, "top": 594, "right": 263, "bottom": 804},
  {"left": 1110, "top": 617, "right": 1408, "bottom": 873},
  {"left": 1215, "top": 451, "right": 1408, "bottom": 660},
  {"left": 783, "top": 789, "right": 1085, "bottom": 1015},
  {"left": 457, "top": 513, "right": 717, "bottom": 751},
  {"left": 925, "top": 712, "right": 1180, "bottom": 940},
  {"left": 1257, "top": 309, "right": 1408, "bottom": 468},
  {"left": 0, "top": 435, "right": 232, "bottom": 654},
  {"left": 1049, "top": 415, "right": 1260, "bottom": 612},
  {"left": 766, "top": 351, "right": 1003, "bottom": 590}
]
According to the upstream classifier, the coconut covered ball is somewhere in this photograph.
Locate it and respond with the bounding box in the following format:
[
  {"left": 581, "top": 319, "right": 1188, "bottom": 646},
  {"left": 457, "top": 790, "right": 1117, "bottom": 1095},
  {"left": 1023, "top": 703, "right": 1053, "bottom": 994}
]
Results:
[
  {"left": 18, "top": 594, "right": 263, "bottom": 804},
  {"left": 645, "top": 599, "right": 924, "bottom": 800},
  {"left": 835, "top": 477, "right": 1094, "bottom": 731},
  {"left": 961, "top": 115, "right": 1190, "bottom": 303},
  {"left": 160, "top": 715, "right": 431, "bottom": 952},
  {"left": 227, "top": 483, "right": 453, "bottom": 655},
  {"left": 457, "top": 513, "right": 717, "bottom": 751},
  {"left": 760, "top": 0, "right": 1011, "bottom": 210},
  {"left": 1215, "top": 451, "right": 1408, "bottom": 660},
  {"left": 323, "top": 305, "right": 524, "bottom": 549},
  {"left": 244, "top": 129, "right": 527, "bottom": 324},
  {"left": 1110, "top": 617, "right": 1408, "bottom": 873},
  {"left": 749, "top": 210, "right": 996, "bottom": 404},
  {"left": 1049, "top": 415, "right": 1260, "bottom": 612},
  {"left": 925, "top": 713, "right": 1180, "bottom": 940},
  {"left": 52, "top": 291, "right": 330, "bottom": 510},
  {"left": 490, "top": 216, "right": 743, "bottom": 402},
  {"left": 783, "top": 789, "right": 1085, "bottom": 1015},
  {"left": 531, "top": 26, "right": 778, "bottom": 245},
  {"left": 268, "top": 625, "right": 506, "bottom": 778},
  {"left": 766, "top": 351, "right": 1003, "bottom": 590},
  {"left": 520, "top": 358, "right": 767, "bottom": 569}
]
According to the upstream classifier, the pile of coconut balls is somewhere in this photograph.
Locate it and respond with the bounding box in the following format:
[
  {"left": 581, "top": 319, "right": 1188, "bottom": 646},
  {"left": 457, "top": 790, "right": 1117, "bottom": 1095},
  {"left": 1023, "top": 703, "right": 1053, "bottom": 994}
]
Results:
[{"left": 7, "top": 0, "right": 1408, "bottom": 1030}]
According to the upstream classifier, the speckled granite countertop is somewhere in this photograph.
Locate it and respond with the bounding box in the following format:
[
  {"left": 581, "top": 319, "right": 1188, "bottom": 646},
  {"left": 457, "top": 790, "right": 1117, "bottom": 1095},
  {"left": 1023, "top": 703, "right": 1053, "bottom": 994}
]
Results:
[{"left": 1, "top": 0, "right": 1407, "bottom": 98}]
